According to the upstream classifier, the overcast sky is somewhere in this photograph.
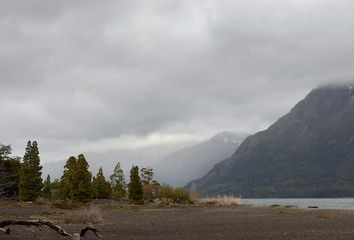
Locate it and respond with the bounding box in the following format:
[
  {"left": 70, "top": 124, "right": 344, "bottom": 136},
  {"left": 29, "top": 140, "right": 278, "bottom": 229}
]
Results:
[{"left": 1, "top": 0, "right": 353, "bottom": 162}]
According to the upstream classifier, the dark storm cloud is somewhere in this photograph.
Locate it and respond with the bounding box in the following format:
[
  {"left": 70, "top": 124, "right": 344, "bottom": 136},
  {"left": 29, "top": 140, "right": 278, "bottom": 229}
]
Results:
[{"left": 0, "top": 0, "right": 353, "bottom": 160}]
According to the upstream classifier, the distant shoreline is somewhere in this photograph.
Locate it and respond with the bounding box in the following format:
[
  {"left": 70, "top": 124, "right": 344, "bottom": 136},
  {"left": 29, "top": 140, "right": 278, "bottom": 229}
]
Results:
[{"left": 241, "top": 198, "right": 354, "bottom": 210}]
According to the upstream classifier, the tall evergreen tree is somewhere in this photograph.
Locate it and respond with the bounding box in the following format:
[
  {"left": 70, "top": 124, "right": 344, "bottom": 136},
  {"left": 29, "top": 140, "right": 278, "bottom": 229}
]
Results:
[
  {"left": 70, "top": 154, "right": 92, "bottom": 202},
  {"left": 0, "top": 144, "right": 21, "bottom": 198},
  {"left": 42, "top": 174, "right": 52, "bottom": 200},
  {"left": 50, "top": 179, "right": 61, "bottom": 201},
  {"left": 110, "top": 162, "right": 126, "bottom": 198},
  {"left": 19, "top": 141, "right": 43, "bottom": 201},
  {"left": 128, "top": 165, "right": 143, "bottom": 204},
  {"left": 0, "top": 144, "right": 12, "bottom": 161},
  {"left": 59, "top": 156, "right": 77, "bottom": 199},
  {"left": 92, "top": 167, "right": 111, "bottom": 199}
]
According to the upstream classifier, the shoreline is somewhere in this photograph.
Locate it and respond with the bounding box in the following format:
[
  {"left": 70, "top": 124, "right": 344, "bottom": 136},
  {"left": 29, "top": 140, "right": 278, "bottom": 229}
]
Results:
[{"left": 2, "top": 201, "right": 354, "bottom": 239}]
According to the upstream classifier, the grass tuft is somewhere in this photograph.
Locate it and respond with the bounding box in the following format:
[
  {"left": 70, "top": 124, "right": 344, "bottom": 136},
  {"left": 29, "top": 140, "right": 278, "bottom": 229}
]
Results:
[{"left": 62, "top": 205, "right": 103, "bottom": 224}]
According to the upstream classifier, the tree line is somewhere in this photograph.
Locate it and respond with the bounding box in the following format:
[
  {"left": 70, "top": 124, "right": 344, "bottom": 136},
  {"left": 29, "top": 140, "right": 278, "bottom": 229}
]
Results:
[{"left": 0, "top": 141, "right": 192, "bottom": 204}]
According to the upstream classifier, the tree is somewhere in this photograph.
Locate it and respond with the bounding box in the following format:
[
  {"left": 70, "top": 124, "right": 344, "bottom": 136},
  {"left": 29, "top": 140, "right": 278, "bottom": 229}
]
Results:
[
  {"left": 59, "top": 156, "right": 77, "bottom": 199},
  {"left": 70, "top": 154, "right": 92, "bottom": 202},
  {"left": 59, "top": 154, "right": 93, "bottom": 202},
  {"left": 42, "top": 175, "right": 52, "bottom": 200},
  {"left": 0, "top": 144, "right": 12, "bottom": 161},
  {"left": 140, "top": 166, "right": 159, "bottom": 201},
  {"left": 0, "top": 144, "right": 20, "bottom": 198},
  {"left": 140, "top": 166, "right": 154, "bottom": 184},
  {"left": 92, "top": 167, "right": 111, "bottom": 199},
  {"left": 110, "top": 162, "right": 126, "bottom": 198},
  {"left": 128, "top": 165, "right": 143, "bottom": 204},
  {"left": 19, "top": 141, "right": 43, "bottom": 201}
]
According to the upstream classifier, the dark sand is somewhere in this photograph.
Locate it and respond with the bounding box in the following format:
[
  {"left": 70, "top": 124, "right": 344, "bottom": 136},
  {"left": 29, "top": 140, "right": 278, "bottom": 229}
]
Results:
[{"left": 1, "top": 201, "right": 354, "bottom": 239}]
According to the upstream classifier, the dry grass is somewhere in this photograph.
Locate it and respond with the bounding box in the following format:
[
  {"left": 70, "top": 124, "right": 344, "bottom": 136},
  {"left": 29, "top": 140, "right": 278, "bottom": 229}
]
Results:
[
  {"left": 52, "top": 200, "right": 85, "bottom": 209},
  {"left": 199, "top": 195, "right": 241, "bottom": 207},
  {"left": 316, "top": 213, "right": 330, "bottom": 219},
  {"left": 62, "top": 205, "right": 103, "bottom": 224},
  {"left": 278, "top": 209, "right": 297, "bottom": 215}
]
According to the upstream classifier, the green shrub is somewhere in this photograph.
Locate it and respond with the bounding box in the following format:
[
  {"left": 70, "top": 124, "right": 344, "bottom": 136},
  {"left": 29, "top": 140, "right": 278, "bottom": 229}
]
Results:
[
  {"left": 157, "top": 185, "right": 174, "bottom": 199},
  {"left": 172, "top": 188, "right": 191, "bottom": 204},
  {"left": 157, "top": 185, "right": 193, "bottom": 204}
]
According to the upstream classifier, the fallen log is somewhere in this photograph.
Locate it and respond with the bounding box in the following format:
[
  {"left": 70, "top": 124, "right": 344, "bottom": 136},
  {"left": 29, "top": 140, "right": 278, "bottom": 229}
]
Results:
[{"left": 0, "top": 220, "right": 103, "bottom": 238}]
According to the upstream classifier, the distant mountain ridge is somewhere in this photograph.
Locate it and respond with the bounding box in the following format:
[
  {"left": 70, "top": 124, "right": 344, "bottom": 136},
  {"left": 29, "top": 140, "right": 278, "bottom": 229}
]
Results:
[
  {"left": 187, "top": 84, "right": 354, "bottom": 198},
  {"left": 42, "top": 132, "right": 246, "bottom": 186},
  {"left": 42, "top": 142, "right": 195, "bottom": 180},
  {"left": 154, "top": 132, "right": 247, "bottom": 186}
]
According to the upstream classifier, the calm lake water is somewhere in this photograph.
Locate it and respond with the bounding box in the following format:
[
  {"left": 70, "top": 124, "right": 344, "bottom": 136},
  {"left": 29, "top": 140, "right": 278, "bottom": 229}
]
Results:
[{"left": 241, "top": 198, "right": 354, "bottom": 210}]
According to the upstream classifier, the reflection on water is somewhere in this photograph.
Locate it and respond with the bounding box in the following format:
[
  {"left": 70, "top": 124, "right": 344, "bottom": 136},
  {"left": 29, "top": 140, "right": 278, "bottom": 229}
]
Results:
[{"left": 241, "top": 198, "right": 354, "bottom": 210}]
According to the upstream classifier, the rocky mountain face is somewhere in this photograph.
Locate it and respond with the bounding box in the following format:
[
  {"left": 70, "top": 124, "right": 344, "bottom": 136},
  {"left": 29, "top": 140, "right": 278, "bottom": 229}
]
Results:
[
  {"left": 154, "top": 132, "right": 247, "bottom": 187},
  {"left": 187, "top": 85, "right": 354, "bottom": 198}
]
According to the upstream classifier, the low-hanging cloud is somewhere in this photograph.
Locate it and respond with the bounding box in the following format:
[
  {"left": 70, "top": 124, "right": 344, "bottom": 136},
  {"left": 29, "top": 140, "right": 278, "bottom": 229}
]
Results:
[{"left": 0, "top": 0, "right": 353, "bottom": 161}]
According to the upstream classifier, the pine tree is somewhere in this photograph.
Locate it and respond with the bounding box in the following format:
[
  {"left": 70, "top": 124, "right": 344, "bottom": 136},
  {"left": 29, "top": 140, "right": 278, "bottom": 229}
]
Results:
[
  {"left": 110, "top": 162, "right": 127, "bottom": 198},
  {"left": 92, "top": 167, "right": 111, "bottom": 199},
  {"left": 59, "top": 156, "right": 77, "bottom": 199},
  {"left": 70, "top": 154, "right": 92, "bottom": 202},
  {"left": 140, "top": 166, "right": 154, "bottom": 184},
  {"left": 128, "top": 165, "right": 143, "bottom": 204},
  {"left": 0, "top": 144, "right": 21, "bottom": 198},
  {"left": 50, "top": 179, "right": 61, "bottom": 200},
  {"left": 42, "top": 175, "right": 52, "bottom": 200},
  {"left": 19, "top": 141, "right": 43, "bottom": 201}
]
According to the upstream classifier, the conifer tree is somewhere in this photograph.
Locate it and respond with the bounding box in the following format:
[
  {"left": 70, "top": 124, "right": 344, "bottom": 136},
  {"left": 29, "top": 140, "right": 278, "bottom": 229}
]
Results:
[
  {"left": 19, "top": 141, "right": 43, "bottom": 201},
  {"left": 50, "top": 179, "right": 61, "bottom": 200},
  {"left": 0, "top": 144, "right": 21, "bottom": 198},
  {"left": 128, "top": 165, "right": 143, "bottom": 204},
  {"left": 92, "top": 167, "right": 111, "bottom": 199},
  {"left": 70, "top": 154, "right": 92, "bottom": 202},
  {"left": 110, "top": 162, "right": 126, "bottom": 198},
  {"left": 59, "top": 156, "right": 77, "bottom": 199},
  {"left": 42, "top": 174, "right": 52, "bottom": 200}
]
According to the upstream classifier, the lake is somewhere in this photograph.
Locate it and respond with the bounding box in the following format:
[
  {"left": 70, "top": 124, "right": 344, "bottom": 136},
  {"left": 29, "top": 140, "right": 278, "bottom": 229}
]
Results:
[{"left": 241, "top": 198, "right": 354, "bottom": 210}]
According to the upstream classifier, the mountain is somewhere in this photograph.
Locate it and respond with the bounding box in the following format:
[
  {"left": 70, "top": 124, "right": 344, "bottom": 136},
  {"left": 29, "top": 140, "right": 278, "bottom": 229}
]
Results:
[
  {"left": 42, "top": 142, "right": 196, "bottom": 180},
  {"left": 187, "top": 84, "right": 354, "bottom": 198},
  {"left": 154, "top": 132, "right": 247, "bottom": 187},
  {"left": 42, "top": 132, "right": 247, "bottom": 187}
]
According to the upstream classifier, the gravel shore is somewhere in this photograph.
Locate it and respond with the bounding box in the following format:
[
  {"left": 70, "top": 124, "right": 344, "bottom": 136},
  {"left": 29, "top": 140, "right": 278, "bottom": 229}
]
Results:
[{"left": 2, "top": 202, "right": 354, "bottom": 239}]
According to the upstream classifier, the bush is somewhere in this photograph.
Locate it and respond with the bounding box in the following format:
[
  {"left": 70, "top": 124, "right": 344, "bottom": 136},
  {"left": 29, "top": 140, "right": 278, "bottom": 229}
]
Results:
[
  {"left": 171, "top": 188, "right": 191, "bottom": 204},
  {"left": 157, "top": 185, "right": 174, "bottom": 199},
  {"left": 157, "top": 185, "right": 193, "bottom": 204}
]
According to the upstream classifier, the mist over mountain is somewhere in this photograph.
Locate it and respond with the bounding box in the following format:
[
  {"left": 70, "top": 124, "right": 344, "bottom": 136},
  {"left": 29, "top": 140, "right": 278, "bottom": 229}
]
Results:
[
  {"left": 188, "top": 84, "right": 354, "bottom": 198},
  {"left": 42, "top": 132, "right": 245, "bottom": 186},
  {"left": 154, "top": 132, "right": 247, "bottom": 187},
  {"left": 42, "top": 142, "right": 195, "bottom": 181}
]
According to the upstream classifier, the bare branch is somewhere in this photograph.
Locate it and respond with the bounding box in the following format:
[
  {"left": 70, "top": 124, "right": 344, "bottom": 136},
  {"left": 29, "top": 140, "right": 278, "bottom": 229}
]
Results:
[
  {"left": 0, "top": 220, "right": 72, "bottom": 236},
  {"left": 0, "top": 219, "right": 104, "bottom": 238},
  {"left": 0, "top": 227, "right": 10, "bottom": 234},
  {"left": 80, "top": 225, "right": 104, "bottom": 238}
]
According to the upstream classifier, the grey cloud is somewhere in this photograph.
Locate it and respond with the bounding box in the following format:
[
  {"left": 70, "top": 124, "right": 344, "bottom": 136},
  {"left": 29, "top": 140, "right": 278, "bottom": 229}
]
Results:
[{"left": 0, "top": 0, "right": 353, "bottom": 160}]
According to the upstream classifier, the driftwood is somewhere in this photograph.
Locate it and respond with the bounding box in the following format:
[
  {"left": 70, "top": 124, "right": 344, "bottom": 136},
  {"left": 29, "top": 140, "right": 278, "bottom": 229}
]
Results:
[{"left": 0, "top": 220, "right": 103, "bottom": 238}]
